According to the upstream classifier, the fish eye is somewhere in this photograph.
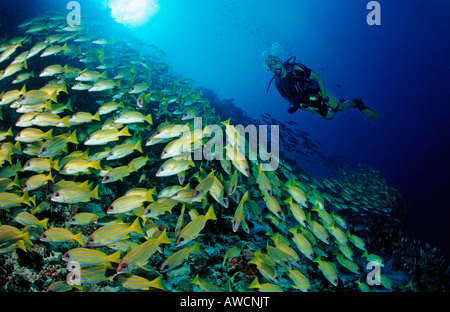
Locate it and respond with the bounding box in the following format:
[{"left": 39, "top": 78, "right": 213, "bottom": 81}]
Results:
[
  {"left": 104, "top": 176, "right": 110, "bottom": 180},
  {"left": 178, "top": 237, "right": 184, "bottom": 242},
  {"left": 121, "top": 263, "right": 128, "bottom": 269},
  {"left": 42, "top": 234, "right": 47, "bottom": 238},
  {"left": 87, "top": 237, "right": 94, "bottom": 243},
  {"left": 41, "top": 147, "right": 46, "bottom": 152},
  {"left": 54, "top": 192, "right": 60, "bottom": 197}
]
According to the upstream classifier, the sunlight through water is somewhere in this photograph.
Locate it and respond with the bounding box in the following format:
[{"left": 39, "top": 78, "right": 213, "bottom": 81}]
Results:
[{"left": 103, "top": 0, "right": 160, "bottom": 27}]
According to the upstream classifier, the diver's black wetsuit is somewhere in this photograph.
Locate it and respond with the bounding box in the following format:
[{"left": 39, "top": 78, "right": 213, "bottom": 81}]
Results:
[{"left": 274, "top": 62, "right": 330, "bottom": 118}]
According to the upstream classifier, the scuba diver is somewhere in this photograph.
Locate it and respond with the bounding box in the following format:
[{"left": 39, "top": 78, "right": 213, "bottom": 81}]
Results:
[{"left": 265, "top": 55, "right": 380, "bottom": 120}]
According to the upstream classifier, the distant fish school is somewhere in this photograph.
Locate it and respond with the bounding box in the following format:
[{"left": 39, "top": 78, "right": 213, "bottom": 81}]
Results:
[{"left": 0, "top": 10, "right": 404, "bottom": 293}]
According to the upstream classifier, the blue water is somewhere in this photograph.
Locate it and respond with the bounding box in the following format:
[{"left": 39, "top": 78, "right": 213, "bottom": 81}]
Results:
[{"left": 2, "top": 0, "right": 449, "bottom": 254}]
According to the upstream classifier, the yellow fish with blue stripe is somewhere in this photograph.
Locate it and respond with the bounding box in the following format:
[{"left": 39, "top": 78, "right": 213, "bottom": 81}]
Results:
[
  {"left": 263, "top": 192, "right": 284, "bottom": 221},
  {"left": 106, "top": 140, "right": 142, "bottom": 160},
  {"left": 284, "top": 196, "right": 307, "bottom": 227},
  {"left": 249, "top": 277, "right": 283, "bottom": 292},
  {"left": 40, "top": 227, "right": 84, "bottom": 246},
  {"left": 175, "top": 205, "right": 216, "bottom": 247},
  {"left": 38, "top": 130, "right": 78, "bottom": 158},
  {"left": 155, "top": 157, "right": 195, "bottom": 177},
  {"left": 86, "top": 218, "right": 144, "bottom": 247},
  {"left": 17, "top": 89, "right": 57, "bottom": 106},
  {"left": 160, "top": 242, "right": 200, "bottom": 272},
  {"left": 191, "top": 274, "right": 223, "bottom": 292},
  {"left": 336, "top": 253, "right": 360, "bottom": 274},
  {"left": 67, "top": 264, "right": 113, "bottom": 285},
  {"left": 62, "top": 248, "right": 121, "bottom": 266},
  {"left": 117, "top": 228, "right": 171, "bottom": 274},
  {"left": 192, "top": 170, "right": 215, "bottom": 198},
  {"left": 232, "top": 191, "right": 248, "bottom": 232},
  {"left": 284, "top": 178, "right": 308, "bottom": 207},
  {"left": 0, "top": 190, "right": 35, "bottom": 209},
  {"left": 69, "top": 212, "right": 99, "bottom": 225},
  {"left": 102, "top": 163, "right": 137, "bottom": 183},
  {"left": 51, "top": 185, "right": 99, "bottom": 204},
  {"left": 60, "top": 158, "right": 101, "bottom": 175},
  {"left": 256, "top": 164, "right": 272, "bottom": 197},
  {"left": 289, "top": 227, "right": 314, "bottom": 261},
  {"left": 15, "top": 127, "right": 53, "bottom": 143},
  {"left": 107, "top": 190, "right": 154, "bottom": 214},
  {"left": 22, "top": 157, "right": 58, "bottom": 173},
  {"left": 306, "top": 213, "right": 330, "bottom": 245},
  {"left": 22, "top": 172, "right": 53, "bottom": 191},
  {"left": 13, "top": 211, "right": 48, "bottom": 230},
  {"left": 287, "top": 269, "right": 311, "bottom": 292},
  {"left": 117, "top": 274, "right": 165, "bottom": 291},
  {"left": 46, "top": 280, "right": 82, "bottom": 292},
  {"left": 222, "top": 246, "right": 241, "bottom": 267},
  {"left": 313, "top": 256, "right": 338, "bottom": 287},
  {"left": 84, "top": 126, "right": 131, "bottom": 145}
]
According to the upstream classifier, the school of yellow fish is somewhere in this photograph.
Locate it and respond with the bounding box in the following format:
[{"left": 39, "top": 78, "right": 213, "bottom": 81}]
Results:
[{"left": 0, "top": 11, "right": 400, "bottom": 292}]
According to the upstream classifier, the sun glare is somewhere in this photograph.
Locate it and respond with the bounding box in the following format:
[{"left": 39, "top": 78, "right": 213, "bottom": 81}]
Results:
[{"left": 104, "top": 0, "right": 160, "bottom": 27}]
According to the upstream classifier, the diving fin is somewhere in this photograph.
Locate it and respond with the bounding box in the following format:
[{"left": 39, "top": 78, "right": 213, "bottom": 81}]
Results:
[
  {"left": 353, "top": 98, "right": 380, "bottom": 119},
  {"left": 359, "top": 106, "right": 380, "bottom": 119}
]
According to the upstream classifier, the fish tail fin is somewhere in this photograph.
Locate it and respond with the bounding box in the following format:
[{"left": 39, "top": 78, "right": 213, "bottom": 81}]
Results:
[
  {"left": 108, "top": 250, "right": 121, "bottom": 263},
  {"left": 66, "top": 129, "right": 78, "bottom": 144},
  {"left": 60, "top": 116, "right": 70, "bottom": 128},
  {"left": 145, "top": 114, "right": 153, "bottom": 125},
  {"left": 119, "top": 125, "right": 131, "bottom": 137},
  {"left": 134, "top": 140, "right": 142, "bottom": 153},
  {"left": 43, "top": 128, "right": 53, "bottom": 140},
  {"left": 89, "top": 159, "right": 102, "bottom": 170},
  {"left": 144, "top": 188, "right": 154, "bottom": 202},
  {"left": 74, "top": 232, "right": 84, "bottom": 246},
  {"left": 49, "top": 91, "right": 57, "bottom": 103},
  {"left": 13, "top": 140, "right": 21, "bottom": 154},
  {"left": 129, "top": 217, "right": 144, "bottom": 236},
  {"left": 158, "top": 228, "right": 172, "bottom": 245},
  {"left": 61, "top": 42, "right": 70, "bottom": 51},
  {"left": 220, "top": 117, "right": 231, "bottom": 126},
  {"left": 61, "top": 83, "right": 68, "bottom": 95},
  {"left": 21, "top": 190, "right": 31, "bottom": 206},
  {"left": 17, "top": 240, "right": 27, "bottom": 252},
  {"left": 51, "top": 157, "right": 59, "bottom": 171},
  {"left": 205, "top": 205, "right": 217, "bottom": 221},
  {"left": 191, "top": 274, "right": 201, "bottom": 286},
  {"left": 248, "top": 277, "right": 261, "bottom": 289},
  {"left": 191, "top": 242, "right": 201, "bottom": 253},
  {"left": 40, "top": 218, "right": 49, "bottom": 230},
  {"left": 150, "top": 276, "right": 165, "bottom": 290},
  {"left": 20, "top": 227, "right": 32, "bottom": 247},
  {"left": 46, "top": 171, "right": 53, "bottom": 183},
  {"left": 92, "top": 111, "right": 100, "bottom": 121},
  {"left": 91, "top": 185, "right": 99, "bottom": 200},
  {"left": 11, "top": 174, "right": 20, "bottom": 189},
  {"left": 65, "top": 99, "right": 73, "bottom": 112},
  {"left": 19, "top": 84, "right": 27, "bottom": 94}
]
